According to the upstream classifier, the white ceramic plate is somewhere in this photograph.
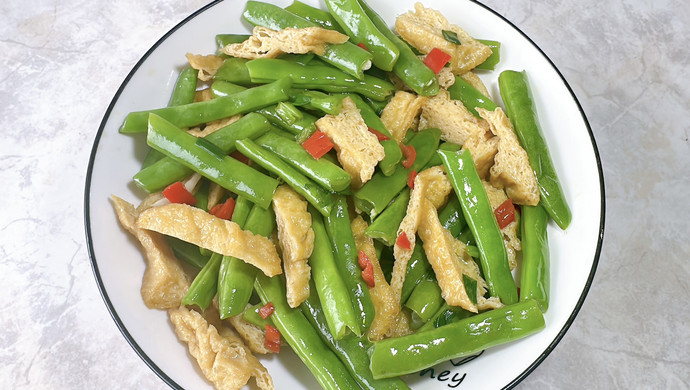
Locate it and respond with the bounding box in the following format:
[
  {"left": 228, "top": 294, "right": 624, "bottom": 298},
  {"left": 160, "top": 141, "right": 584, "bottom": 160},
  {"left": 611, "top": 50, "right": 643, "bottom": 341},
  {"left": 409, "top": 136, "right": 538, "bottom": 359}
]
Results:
[{"left": 85, "top": 0, "right": 604, "bottom": 388}]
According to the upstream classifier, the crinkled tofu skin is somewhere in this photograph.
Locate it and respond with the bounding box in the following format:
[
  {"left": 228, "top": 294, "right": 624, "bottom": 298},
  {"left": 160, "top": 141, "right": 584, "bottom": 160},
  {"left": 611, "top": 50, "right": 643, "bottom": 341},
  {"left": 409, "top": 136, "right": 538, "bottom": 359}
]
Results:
[
  {"left": 351, "top": 216, "right": 399, "bottom": 341},
  {"left": 477, "top": 107, "right": 540, "bottom": 206},
  {"left": 316, "top": 97, "right": 385, "bottom": 187},
  {"left": 169, "top": 306, "right": 273, "bottom": 390},
  {"left": 395, "top": 2, "right": 492, "bottom": 74},
  {"left": 272, "top": 185, "right": 313, "bottom": 308},
  {"left": 110, "top": 196, "right": 190, "bottom": 309},
  {"left": 228, "top": 307, "right": 271, "bottom": 355},
  {"left": 418, "top": 89, "right": 489, "bottom": 146},
  {"left": 380, "top": 91, "right": 427, "bottom": 142},
  {"left": 186, "top": 53, "right": 224, "bottom": 81},
  {"left": 135, "top": 203, "right": 282, "bottom": 277},
  {"left": 222, "top": 26, "right": 349, "bottom": 59},
  {"left": 417, "top": 198, "right": 478, "bottom": 312},
  {"left": 390, "top": 166, "right": 452, "bottom": 305}
]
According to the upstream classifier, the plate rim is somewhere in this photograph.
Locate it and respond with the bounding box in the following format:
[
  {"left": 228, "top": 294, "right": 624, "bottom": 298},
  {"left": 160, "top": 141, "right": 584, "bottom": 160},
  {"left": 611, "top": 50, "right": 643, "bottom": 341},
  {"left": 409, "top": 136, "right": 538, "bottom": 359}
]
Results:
[{"left": 83, "top": 0, "right": 606, "bottom": 389}]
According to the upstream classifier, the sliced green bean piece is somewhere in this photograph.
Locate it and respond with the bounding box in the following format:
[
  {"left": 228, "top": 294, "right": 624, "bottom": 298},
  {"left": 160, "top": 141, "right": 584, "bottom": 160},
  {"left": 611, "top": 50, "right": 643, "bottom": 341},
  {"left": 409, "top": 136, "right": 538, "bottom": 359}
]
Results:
[
  {"left": 417, "top": 303, "right": 473, "bottom": 332},
  {"left": 365, "top": 188, "right": 409, "bottom": 246},
  {"left": 359, "top": 0, "right": 439, "bottom": 96},
  {"left": 255, "top": 131, "right": 352, "bottom": 192},
  {"left": 215, "top": 33, "right": 251, "bottom": 51},
  {"left": 369, "top": 299, "right": 545, "bottom": 378},
  {"left": 241, "top": 303, "right": 275, "bottom": 328},
  {"left": 498, "top": 70, "right": 572, "bottom": 229},
  {"left": 354, "top": 128, "right": 441, "bottom": 219},
  {"left": 438, "top": 194, "right": 466, "bottom": 237},
  {"left": 284, "top": 0, "right": 345, "bottom": 33},
  {"left": 120, "top": 78, "right": 291, "bottom": 133},
  {"left": 325, "top": 195, "right": 375, "bottom": 334},
  {"left": 324, "top": 0, "right": 399, "bottom": 71},
  {"left": 404, "top": 275, "right": 443, "bottom": 325},
  {"left": 290, "top": 89, "right": 343, "bottom": 115},
  {"left": 447, "top": 75, "right": 498, "bottom": 118},
  {"left": 520, "top": 204, "right": 550, "bottom": 312},
  {"left": 181, "top": 252, "right": 222, "bottom": 310},
  {"left": 218, "top": 200, "right": 275, "bottom": 319},
  {"left": 301, "top": 288, "right": 410, "bottom": 390},
  {"left": 439, "top": 148, "right": 517, "bottom": 305},
  {"left": 256, "top": 103, "right": 317, "bottom": 142},
  {"left": 243, "top": 0, "right": 373, "bottom": 79},
  {"left": 146, "top": 114, "right": 279, "bottom": 209},
  {"left": 214, "top": 57, "right": 253, "bottom": 85},
  {"left": 400, "top": 243, "right": 432, "bottom": 304},
  {"left": 210, "top": 79, "right": 247, "bottom": 98},
  {"left": 165, "top": 236, "right": 209, "bottom": 270},
  {"left": 235, "top": 139, "right": 335, "bottom": 216},
  {"left": 308, "top": 207, "right": 359, "bottom": 339},
  {"left": 476, "top": 39, "right": 501, "bottom": 70},
  {"left": 133, "top": 113, "right": 274, "bottom": 193},
  {"left": 246, "top": 58, "right": 395, "bottom": 101}
]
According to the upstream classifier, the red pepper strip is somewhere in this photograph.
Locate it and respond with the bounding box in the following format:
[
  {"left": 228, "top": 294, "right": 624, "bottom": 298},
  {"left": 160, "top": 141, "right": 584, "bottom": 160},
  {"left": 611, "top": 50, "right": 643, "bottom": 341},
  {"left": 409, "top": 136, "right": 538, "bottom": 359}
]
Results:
[
  {"left": 358, "top": 42, "right": 368, "bottom": 51},
  {"left": 209, "top": 197, "right": 236, "bottom": 220},
  {"left": 407, "top": 169, "right": 417, "bottom": 189},
  {"left": 494, "top": 198, "right": 516, "bottom": 229},
  {"left": 264, "top": 324, "right": 281, "bottom": 353},
  {"left": 230, "top": 150, "right": 250, "bottom": 165},
  {"left": 368, "top": 127, "right": 390, "bottom": 141},
  {"left": 396, "top": 232, "right": 411, "bottom": 250},
  {"left": 400, "top": 144, "right": 416, "bottom": 169},
  {"left": 258, "top": 302, "right": 275, "bottom": 319},
  {"left": 424, "top": 48, "right": 452, "bottom": 74},
  {"left": 357, "top": 250, "right": 376, "bottom": 288},
  {"left": 302, "top": 130, "right": 334, "bottom": 159},
  {"left": 162, "top": 181, "right": 197, "bottom": 206}
]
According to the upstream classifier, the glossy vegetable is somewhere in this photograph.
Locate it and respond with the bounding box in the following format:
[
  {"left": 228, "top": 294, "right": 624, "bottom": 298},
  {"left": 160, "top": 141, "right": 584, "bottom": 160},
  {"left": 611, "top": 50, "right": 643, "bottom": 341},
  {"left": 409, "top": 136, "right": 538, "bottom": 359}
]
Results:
[
  {"left": 520, "top": 204, "right": 550, "bottom": 311},
  {"left": 145, "top": 114, "right": 279, "bottom": 209},
  {"left": 369, "top": 299, "right": 546, "bottom": 378},
  {"left": 438, "top": 148, "right": 518, "bottom": 305},
  {"left": 447, "top": 75, "right": 498, "bottom": 118},
  {"left": 498, "top": 69, "right": 572, "bottom": 229},
  {"left": 119, "top": 78, "right": 292, "bottom": 133}
]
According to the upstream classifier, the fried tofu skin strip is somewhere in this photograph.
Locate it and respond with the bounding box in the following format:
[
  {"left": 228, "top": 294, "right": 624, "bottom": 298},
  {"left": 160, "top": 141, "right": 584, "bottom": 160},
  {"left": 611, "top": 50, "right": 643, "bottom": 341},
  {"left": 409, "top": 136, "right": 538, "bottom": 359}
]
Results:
[
  {"left": 169, "top": 306, "right": 273, "bottom": 390},
  {"left": 477, "top": 107, "right": 540, "bottom": 206},
  {"left": 186, "top": 53, "right": 224, "bottom": 81},
  {"left": 135, "top": 203, "right": 282, "bottom": 277},
  {"left": 418, "top": 88, "right": 489, "bottom": 146},
  {"left": 222, "top": 26, "right": 349, "bottom": 59},
  {"left": 395, "top": 2, "right": 491, "bottom": 75},
  {"left": 351, "top": 216, "right": 399, "bottom": 341},
  {"left": 390, "top": 166, "right": 452, "bottom": 305},
  {"left": 380, "top": 91, "right": 427, "bottom": 142},
  {"left": 272, "top": 185, "right": 314, "bottom": 308},
  {"left": 316, "top": 97, "right": 385, "bottom": 187},
  {"left": 111, "top": 196, "right": 190, "bottom": 309}
]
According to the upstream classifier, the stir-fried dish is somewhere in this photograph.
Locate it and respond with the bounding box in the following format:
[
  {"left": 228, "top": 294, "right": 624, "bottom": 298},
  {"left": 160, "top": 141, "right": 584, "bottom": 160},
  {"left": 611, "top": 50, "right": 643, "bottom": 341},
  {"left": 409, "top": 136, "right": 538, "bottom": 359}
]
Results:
[{"left": 112, "top": 1, "right": 571, "bottom": 388}]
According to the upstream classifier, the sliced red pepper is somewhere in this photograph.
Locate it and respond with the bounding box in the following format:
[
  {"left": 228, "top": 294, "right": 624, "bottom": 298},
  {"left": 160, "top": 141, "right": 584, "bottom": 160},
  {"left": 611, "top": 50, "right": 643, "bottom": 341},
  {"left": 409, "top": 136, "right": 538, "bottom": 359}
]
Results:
[
  {"left": 368, "top": 127, "right": 390, "bottom": 141},
  {"left": 162, "top": 181, "right": 197, "bottom": 206},
  {"left": 258, "top": 302, "right": 275, "bottom": 319},
  {"left": 361, "top": 262, "right": 375, "bottom": 288},
  {"left": 396, "top": 232, "right": 411, "bottom": 250},
  {"left": 424, "top": 48, "right": 452, "bottom": 74},
  {"left": 400, "top": 144, "right": 416, "bottom": 169},
  {"left": 357, "top": 42, "right": 368, "bottom": 51},
  {"left": 230, "top": 150, "right": 250, "bottom": 165},
  {"left": 407, "top": 169, "right": 417, "bottom": 189},
  {"left": 494, "top": 198, "right": 516, "bottom": 229},
  {"left": 264, "top": 324, "right": 281, "bottom": 353},
  {"left": 209, "top": 197, "right": 235, "bottom": 220},
  {"left": 301, "top": 130, "right": 334, "bottom": 159}
]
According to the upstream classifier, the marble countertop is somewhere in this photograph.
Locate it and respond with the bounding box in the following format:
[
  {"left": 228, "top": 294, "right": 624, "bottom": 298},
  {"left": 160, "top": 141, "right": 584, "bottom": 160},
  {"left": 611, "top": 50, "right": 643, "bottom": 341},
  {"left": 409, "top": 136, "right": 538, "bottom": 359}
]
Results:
[{"left": 2, "top": 0, "right": 688, "bottom": 388}]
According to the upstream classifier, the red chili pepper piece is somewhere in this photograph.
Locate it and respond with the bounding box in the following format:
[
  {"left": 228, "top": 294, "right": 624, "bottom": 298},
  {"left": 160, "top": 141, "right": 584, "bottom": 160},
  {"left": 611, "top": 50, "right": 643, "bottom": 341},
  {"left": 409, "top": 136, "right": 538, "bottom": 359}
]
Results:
[
  {"left": 230, "top": 150, "right": 250, "bottom": 165},
  {"left": 209, "top": 197, "right": 236, "bottom": 220},
  {"left": 258, "top": 302, "right": 275, "bottom": 319},
  {"left": 264, "top": 324, "right": 281, "bottom": 353},
  {"left": 358, "top": 250, "right": 370, "bottom": 270},
  {"left": 396, "top": 232, "right": 411, "bottom": 250},
  {"left": 162, "top": 181, "right": 197, "bottom": 206},
  {"left": 424, "top": 48, "right": 452, "bottom": 74},
  {"left": 361, "top": 262, "right": 375, "bottom": 288},
  {"left": 358, "top": 42, "right": 368, "bottom": 51},
  {"left": 494, "top": 199, "right": 516, "bottom": 229},
  {"left": 302, "top": 130, "right": 334, "bottom": 159},
  {"left": 401, "top": 144, "right": 416, "bottom": 169},
  {"left": 368, "top": 127, "right": 390, "bottom": 141},
  {"left": 407, "top": 169, "right": 417, "bottom": 189}
]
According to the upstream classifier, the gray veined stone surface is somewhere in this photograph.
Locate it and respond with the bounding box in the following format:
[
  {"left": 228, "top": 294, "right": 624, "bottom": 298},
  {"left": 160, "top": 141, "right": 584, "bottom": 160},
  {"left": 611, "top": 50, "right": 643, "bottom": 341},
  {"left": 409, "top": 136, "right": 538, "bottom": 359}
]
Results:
[{"left": 1, "top": 0, "right": 688, "bottom": 388}]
